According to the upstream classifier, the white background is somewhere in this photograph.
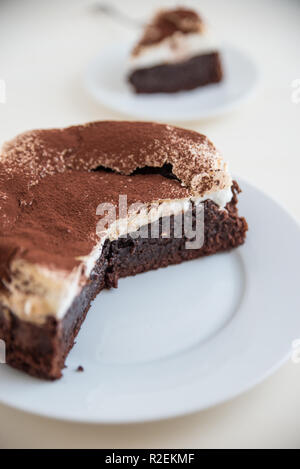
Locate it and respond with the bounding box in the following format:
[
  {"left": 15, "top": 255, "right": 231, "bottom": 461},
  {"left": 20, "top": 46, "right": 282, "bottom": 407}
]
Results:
[{"left": 0, "top": 0, "right": 299, "bottom": 449}]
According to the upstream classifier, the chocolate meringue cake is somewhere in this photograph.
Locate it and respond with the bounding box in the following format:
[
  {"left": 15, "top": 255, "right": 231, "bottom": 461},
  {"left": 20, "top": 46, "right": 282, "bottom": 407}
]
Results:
[
  {"left": 0, "top": 121, "right": 247, "bottom": 380},
  {"left": 128, "top": 7, "right": 223, "bottom": 94}
]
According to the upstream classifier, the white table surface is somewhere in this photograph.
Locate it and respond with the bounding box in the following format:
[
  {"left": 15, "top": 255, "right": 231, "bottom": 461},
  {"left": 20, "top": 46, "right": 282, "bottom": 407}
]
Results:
[{"left": 0, "top": 0, "right": 299, "bottom": 449}]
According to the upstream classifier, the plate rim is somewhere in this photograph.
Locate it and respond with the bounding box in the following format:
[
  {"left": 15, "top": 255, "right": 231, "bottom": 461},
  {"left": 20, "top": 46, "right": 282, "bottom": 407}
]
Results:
[
  {"left": 84, "top": 41, "right": 260, "bottom": 122},
  {"left": 0, "top": 178, "right": 299, "bottom": 424}
]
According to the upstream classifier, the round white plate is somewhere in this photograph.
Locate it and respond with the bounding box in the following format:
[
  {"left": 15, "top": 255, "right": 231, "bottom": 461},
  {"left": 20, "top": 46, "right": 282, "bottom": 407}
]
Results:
[
  {"left": 0, "top": 180, "right": 299, "bottom": 423},
  {"left": 84, "top": 42, "right": 259, "bottom": 121}
]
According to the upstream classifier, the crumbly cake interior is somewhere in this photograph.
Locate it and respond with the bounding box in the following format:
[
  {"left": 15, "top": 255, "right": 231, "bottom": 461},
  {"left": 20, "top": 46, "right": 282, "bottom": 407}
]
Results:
[{"left": 129, "top": 53, "right": 223, "bottom": 94}]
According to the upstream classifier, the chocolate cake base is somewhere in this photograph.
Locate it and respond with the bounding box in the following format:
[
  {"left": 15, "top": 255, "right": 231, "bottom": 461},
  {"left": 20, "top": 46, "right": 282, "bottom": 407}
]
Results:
[
  {"left": 128, "top": 52, "right": 223, "bottom": 94},
  {"left": 0, "top": 184, "right": 247, "bottom": 380}
]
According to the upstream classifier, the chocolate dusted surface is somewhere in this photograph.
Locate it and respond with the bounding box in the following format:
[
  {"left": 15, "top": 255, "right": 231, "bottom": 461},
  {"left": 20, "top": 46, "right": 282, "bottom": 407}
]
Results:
[
  {"left": 1, "top": 121, "right": 227, "bottom": 193},
  {"left": 132, "top": 8, "right": 204, "bottom": 54},
  {"left": 0, "top": 121, "right": 230, "bottom": 280},
  {"left": 0, "top": 171, "right": 189, "bottom": 278}
]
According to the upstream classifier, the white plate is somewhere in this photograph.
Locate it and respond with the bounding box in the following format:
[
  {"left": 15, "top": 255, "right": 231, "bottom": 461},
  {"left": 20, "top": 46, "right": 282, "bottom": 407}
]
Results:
[
  {"left": 0, "top": 180, "right": 299, "bottom": 423},
  {"left": 84, "top": 42, "right": 259, "bottom": 121}
]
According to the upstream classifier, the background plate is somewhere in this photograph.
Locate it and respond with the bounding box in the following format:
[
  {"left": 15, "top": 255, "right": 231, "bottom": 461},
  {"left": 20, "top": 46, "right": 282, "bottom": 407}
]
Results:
[
  {"left": 84, "top": 43, "right": 259, "bottom": 121},
  {"left": 0, "top": 180, "right": 299, "bottom": 423}
]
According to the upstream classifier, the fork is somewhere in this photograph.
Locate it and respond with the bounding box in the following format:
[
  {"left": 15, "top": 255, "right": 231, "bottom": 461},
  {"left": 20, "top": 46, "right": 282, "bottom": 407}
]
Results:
[{"left": 91, "top": 2, "right": 144, "bottom": 28}]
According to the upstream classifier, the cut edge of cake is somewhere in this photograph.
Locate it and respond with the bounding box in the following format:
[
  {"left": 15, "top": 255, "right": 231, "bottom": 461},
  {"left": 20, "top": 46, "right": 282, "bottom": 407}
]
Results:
[{"left": 0, "top": 121, "right": 247, "bottom": 379}]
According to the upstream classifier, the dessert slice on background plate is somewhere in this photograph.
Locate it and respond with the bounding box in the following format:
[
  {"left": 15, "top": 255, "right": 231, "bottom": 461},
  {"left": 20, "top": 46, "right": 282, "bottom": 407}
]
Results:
[
  {"left": 128, "top": 7, "right": 223, "bottom": 93},
  {"left": 0, "top": 121, "right": 247, "bottom": 380}
]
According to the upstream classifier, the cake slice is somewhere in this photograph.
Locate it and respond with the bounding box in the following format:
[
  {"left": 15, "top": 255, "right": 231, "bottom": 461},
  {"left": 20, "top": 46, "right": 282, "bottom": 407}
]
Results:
[
  {"left": 128, "top": 7, "right": 223, "bottom": 93},
  {"left": 0, "top": 121, "right": 247, "bottom": 380}
]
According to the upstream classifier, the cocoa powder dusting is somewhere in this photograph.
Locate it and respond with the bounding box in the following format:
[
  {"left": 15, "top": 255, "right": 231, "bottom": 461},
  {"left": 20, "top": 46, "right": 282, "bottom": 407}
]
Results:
[
  {"left": 132, "top": 7, "right": 204, "bottom": 54},
  {"left": 0, "top": 121, "right": 228, "bottom": 279}
]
